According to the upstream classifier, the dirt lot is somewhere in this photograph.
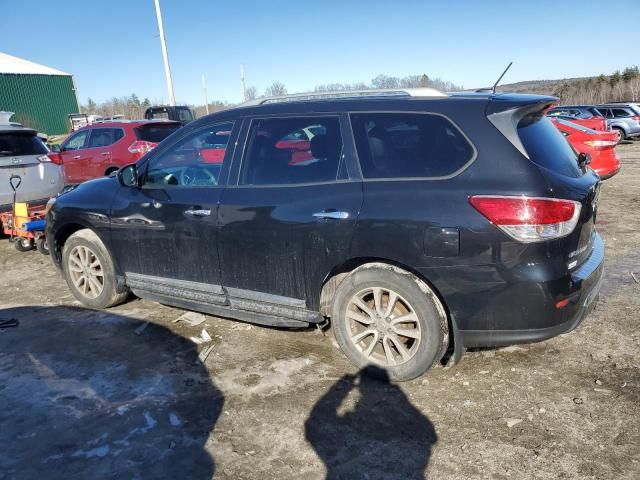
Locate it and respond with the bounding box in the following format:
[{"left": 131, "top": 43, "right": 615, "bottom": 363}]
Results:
[{"left": 1, "top": 144, "right": 639, "bottom": 480}]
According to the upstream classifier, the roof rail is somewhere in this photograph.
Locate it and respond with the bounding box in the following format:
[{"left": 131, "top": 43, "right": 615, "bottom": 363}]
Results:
[{"left": 239, "top": 87, "right": 447, "bottom": 107}]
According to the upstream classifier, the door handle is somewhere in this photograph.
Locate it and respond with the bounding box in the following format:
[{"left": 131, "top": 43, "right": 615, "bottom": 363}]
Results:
[
  {"left": 101, "top": 152, "right": 111, "bottom": 156},
  {"left": 312, "top": 210, "right": 349, "bottom": 220},
  {"left": 184, "top": 209, "right": 212, "bottom": 217},
  {"left": 73, "top": 155, "right": 81, "bottom": 159}
]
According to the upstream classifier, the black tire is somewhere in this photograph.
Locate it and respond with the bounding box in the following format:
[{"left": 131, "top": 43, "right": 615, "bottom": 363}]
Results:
[
  {"left": 105, "top": 167, "right": 119, "bottom": 176},
  {"left": 613, "top": 127, "right": 625, "bottom": 143},
  {"left": 331, "top": 264, "right": 447, "bottom": 382},
  {"left": 14, "top": 238, "right": 34, "bottom": 252},
  {"left": 61, "top": 229, "right": 129, "bottom": 309},
  {"left": 36, "top": 237, "right": 49, "bottom": 255}
]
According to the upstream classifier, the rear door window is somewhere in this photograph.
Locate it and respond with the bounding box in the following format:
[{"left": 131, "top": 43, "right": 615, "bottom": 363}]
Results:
[
  {"left": 612, "top": 108, "right": 631, "bottom": 118},
  {"left": 240, "top": 117, "right": 343, "bottom": 185},
  {"left": 87, "top": 128, "right": 117, "bottom": 148},
  {"left": 0, "top": 132, "right": 48, "bottom": 156},
  {"left": 518, "top": 116, "right": 582, "bottom": 178},
  {"left": 350, "top": 112, "right": 475, "bottom": 179}
]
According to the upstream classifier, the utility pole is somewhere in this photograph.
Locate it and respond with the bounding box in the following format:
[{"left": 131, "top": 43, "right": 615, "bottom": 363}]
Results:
[
  {"left": 202, "top": 74, "right": 209, "bottom": 115},
  {"left": 154, "top": 0, "right": 176, "bottom": 106},
  {"left": 240, "top": 64, "right": 247, "bottom": 101}
]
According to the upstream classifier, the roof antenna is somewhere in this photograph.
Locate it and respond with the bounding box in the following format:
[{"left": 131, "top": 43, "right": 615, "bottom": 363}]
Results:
[{"left": 492, "top": 61, "right": 513, "bottom": 94}]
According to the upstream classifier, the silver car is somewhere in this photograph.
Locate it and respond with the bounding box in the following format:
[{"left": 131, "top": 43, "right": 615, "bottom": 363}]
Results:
[
  {"left": 595, "top": 104, "right": 640, "bottom": 141},
  {"left": 0, "top": 116, "right": 64, "bottom": 210}
]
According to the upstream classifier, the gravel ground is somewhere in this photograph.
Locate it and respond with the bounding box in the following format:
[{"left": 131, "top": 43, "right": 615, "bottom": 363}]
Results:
[{"left": 0, "top": 143, "right": 639, "bottom": 480}]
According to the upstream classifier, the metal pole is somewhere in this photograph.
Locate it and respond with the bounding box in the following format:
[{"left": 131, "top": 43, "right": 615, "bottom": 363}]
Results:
[
  {"left": 202, "top": 74, "right": 209, "bottom": 115},
  {"left": 154, "top": 0, "right": 176, "bottom": 106},
  {"left": 240, "top": 64, "right": 247, "bottom": 101}
]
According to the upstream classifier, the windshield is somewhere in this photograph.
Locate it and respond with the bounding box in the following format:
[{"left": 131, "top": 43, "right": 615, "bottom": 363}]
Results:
[
  {"left": 135, "top": 125, "right": 181, "bottom": 143},
  {"left": 518, "top": 115, "right": 582, "bottom": 178},
  {"left": 0, "top": 132, "right": 48, "bottom": 156},
  {"left": 150, "top": 111, "right": 170, "bottom": 120}
]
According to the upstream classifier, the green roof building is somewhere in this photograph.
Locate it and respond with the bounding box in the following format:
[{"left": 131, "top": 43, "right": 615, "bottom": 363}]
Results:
[{"left": 0, "top": 52, "right": 80, "bottom": 135}]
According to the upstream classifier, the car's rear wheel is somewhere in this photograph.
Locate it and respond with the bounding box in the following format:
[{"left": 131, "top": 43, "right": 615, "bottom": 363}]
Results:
[
  {"left": 14, "top": 238, "right": 34, "bottom": 252},
  {"left": 613, "top": 127, "right": 625, "bottom": 143},
  {"left": 331, "top": 265, "right": 447, "bottom": 381},
  {"left": 36, "top": 237, "right": 49, "bottom": 255},
  {"left": 62, "top": 229, "right": 129, "bottom": 308}
]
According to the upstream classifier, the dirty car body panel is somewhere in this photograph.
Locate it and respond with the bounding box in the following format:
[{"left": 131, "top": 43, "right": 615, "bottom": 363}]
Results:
[{"left": 47, "top": 92, "right": 604, "bottom": 358}]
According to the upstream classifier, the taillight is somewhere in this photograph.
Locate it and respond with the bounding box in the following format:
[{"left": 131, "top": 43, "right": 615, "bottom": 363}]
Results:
[
  {"left": 469, "top": 196, "right": 582, "bottom": 243},
  {"left": 583, "top": 139, "right": 617, "bottom": 149},
  {"left": 128, "top": 140, "right": 157, "bottom": 154},
  {"left": 632, "top": 115, "right": 640, "bottom": 122},
  {"left": 42, "top": 153, "right": 63, "bottom": 165}
]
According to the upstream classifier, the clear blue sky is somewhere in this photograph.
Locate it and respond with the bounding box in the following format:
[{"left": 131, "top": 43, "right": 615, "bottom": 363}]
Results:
[{"left": 3, "top": 0, "right": 638, "bottom": 105}]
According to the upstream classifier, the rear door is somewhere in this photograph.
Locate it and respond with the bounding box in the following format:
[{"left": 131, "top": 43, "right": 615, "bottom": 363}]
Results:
[
  {"left": 217, "top": 114, "right": 362, "bottom": 309},
  {"left": 84, "top": 128, "right": 122, "bottom": 179},
  {"left": 59, "top": 130, "right": 91, "bottom": 184}
]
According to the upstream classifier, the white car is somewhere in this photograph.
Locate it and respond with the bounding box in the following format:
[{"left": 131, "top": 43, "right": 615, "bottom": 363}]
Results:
[{"left": 0, "top": 113, "right": 64, "bottom": 210}]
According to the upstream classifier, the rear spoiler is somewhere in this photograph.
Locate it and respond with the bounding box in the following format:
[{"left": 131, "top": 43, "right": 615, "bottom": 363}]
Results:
[{"left": 486, "top": 94, "right": 558, "bottom": 158}]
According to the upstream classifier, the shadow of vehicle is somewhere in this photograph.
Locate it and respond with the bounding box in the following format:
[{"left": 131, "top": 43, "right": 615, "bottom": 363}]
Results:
[
  {"left": 0, "top": 305, "right": 223, "bottom": 480},
  {"left": 305, "top": 365, "right": 437, "bottom": 480}
]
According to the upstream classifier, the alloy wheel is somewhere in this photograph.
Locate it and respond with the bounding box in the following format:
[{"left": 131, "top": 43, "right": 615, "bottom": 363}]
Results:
[
  {"left": 68, "top": 245, "right": 104, "bottom": 299},
  {"left": 345, "top": 287, "right": 421, "bottom": 366}
]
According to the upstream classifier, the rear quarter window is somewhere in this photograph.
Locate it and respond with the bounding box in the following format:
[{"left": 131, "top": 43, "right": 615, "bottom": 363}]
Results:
[
  {"left": 518, "top": 115, "right": 582, "bottom": 178},
  {"left": 612, "top": 108, "right": 632, "bottom": 118},
  {"left": 350, "top": 112, "right": 475, "bottom": 179},
  {"left": 0, "top": 132, "right": 48, "bottom": 156},
  {"left": 135, "top": 125, "right": 181, "bottom": 143}
]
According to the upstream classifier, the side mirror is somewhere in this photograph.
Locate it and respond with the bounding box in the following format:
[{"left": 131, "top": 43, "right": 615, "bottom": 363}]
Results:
[
  {"left": 118, "top": 164, "right": 139, "bottom": 187},
  {"left": 577, "top": 152, "right": 592, "bottom": 169},
  {"left": 50, "top": 144, "right": 61, "bottom": 152}
]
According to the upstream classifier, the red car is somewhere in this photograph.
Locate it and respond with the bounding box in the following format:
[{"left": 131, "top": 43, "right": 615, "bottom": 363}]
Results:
[
  {"left": 48, "top": 120, "right": 181, "bottom": 184},
  {"left": 547, "top": 113, "right": 607, "bottom": 132},
  {"left": 551, "top": 117, "right": 620, "bottom": 179}
]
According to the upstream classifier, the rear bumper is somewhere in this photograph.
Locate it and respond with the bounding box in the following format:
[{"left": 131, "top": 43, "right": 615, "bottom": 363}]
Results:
[
  {"left": 0, "top": 164, "right": 64, "bottom": 209},
  {"left": 597, "top": 164, "right": 621, "bottom": 180},
  {"left": 453, "top": 232, "right": 605, "bottom": 348}
]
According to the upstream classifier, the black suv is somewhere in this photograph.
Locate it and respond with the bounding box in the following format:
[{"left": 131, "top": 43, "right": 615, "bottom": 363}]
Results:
[{"left": 46, "top": 89, "right": 604, "bottom": 381}]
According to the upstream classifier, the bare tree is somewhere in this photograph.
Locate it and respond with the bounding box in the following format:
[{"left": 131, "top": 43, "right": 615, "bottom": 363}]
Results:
[
  {"left": 245, "top": 86, "right": 258, "bottom": 101},
  {"left": 371, "top": 74, "right": 400, "bottom": 89},
  {"left": 264, "top": 82, "right": 287, "bottom": 97}
]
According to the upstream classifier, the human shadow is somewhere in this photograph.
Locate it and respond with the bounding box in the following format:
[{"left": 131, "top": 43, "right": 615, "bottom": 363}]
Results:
[
  {"left": 305, "top": 366, "right": 437, "bottom": 480},
  {"left": 0, "top": 305, "right": 223, "bottom": 480}
]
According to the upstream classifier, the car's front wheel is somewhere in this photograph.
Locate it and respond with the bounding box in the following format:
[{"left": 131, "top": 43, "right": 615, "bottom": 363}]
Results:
[
  {"left": 62, "top": 229, "right": 129, "bottom": 308},
  {"left": 331, "top": 264, "right": 447, "bottom": 381}
]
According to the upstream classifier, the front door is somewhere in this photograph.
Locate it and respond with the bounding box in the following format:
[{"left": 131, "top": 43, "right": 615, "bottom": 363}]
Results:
[
  {"left": 109, "top": 121, "right": 237, "bottom": 297},
  {"left": 217, "top": 115, "right": 362, "bottom": 309},
  {"left": 59, "top": 130, "right": 91, "bottom": 184}
]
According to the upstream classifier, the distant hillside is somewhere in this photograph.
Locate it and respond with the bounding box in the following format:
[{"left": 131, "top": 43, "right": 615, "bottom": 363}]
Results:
[
  {"left": 494, "top": 67, "right": 639, "bottom": 104},
  {"left": 497, "top": 77, "right": 587, "bottom": 95}
]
